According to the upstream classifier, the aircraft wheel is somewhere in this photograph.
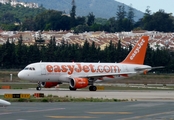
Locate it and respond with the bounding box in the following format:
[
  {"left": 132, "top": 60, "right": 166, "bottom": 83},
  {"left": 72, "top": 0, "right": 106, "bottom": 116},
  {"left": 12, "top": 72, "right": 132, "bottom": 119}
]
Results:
[
  {"left": 36, "top": 86, "right": 41, "bottom": 91},
  {"left": 89, "top": 86, "right": 97, "bottom": 91},
  {"left": 69, "top": 86, "right": 77, "bottom": 91}
]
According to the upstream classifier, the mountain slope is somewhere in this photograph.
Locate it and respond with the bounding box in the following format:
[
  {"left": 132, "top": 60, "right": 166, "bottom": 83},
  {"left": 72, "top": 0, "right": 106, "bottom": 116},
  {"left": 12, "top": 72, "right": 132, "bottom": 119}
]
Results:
[{"left": 19, "top": 0, "right": 144, "bottom": 20}]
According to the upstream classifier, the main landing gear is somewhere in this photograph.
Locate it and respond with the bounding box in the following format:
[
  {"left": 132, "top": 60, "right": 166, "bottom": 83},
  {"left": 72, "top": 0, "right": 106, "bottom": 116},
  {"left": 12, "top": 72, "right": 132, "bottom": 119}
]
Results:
[
  {"left": 36, "top": 82, "right": 41, "bottom": 91},
  {"left": 69, "top": 86, "right": 77, "bottom": 91},
  {"left": 88, "top": 79, "right": 97, "bottom": 91},
  {"left": 69, "top": 86, "right": 97, "bottom": 91},
  {"left": 89, "top": 85, "right": 97, "bottom": 91}
]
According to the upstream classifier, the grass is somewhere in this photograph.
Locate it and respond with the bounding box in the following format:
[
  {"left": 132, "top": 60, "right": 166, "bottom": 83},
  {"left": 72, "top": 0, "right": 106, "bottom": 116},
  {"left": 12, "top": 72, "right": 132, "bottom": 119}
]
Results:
[
  {"left": 1, "top": 83, "right": 174, "bottom": 91},
  {"left": 0, "top": 95, "right": 129, "bottom": 102},
  {"left": 0, "top": 83, "right": 37, "bottom": 89},
  {"left": 0, "top": 69, "right": 20, "bottom": 82}
]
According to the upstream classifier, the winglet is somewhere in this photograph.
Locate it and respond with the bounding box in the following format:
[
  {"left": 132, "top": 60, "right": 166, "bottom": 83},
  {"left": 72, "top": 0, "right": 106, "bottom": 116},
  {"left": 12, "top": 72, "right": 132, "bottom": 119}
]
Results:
[{"left": 121, "top": 36, "right": 149, "bottom": 64}]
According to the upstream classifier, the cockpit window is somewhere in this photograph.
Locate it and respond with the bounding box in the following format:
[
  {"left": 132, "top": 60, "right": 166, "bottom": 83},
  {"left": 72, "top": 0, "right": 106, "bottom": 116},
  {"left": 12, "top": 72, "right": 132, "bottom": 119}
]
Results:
[
  {"left": 24, "top": 68, "right": 29, "bottom": 70},
  {"left": 24, "top": 67, "right": 35, "bottom": 71}
]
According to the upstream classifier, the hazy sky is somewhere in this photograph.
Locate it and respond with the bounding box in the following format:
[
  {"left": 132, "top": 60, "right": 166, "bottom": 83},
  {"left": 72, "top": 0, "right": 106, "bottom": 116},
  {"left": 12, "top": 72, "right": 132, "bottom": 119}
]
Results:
[{"left": 115, "top": 0, "right": 174, "bottom": 15}]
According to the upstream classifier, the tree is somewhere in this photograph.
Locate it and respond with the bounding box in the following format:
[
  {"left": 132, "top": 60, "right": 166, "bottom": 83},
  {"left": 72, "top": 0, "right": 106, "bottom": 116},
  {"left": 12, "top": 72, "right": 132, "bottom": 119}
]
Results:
[
  {"left": 142, "top": 9, "right": 174, "bottom": 32},
  {"left": 127, "top": 5, "right": 135, "bottom": 31},
  {"left": 34, "top": 10, "right": 62, "bottom": 30},
  {"left": 145, "top": 6, "right": 151, "bottom": 15},
  {"left": 0, "top": 3, "right": 46, "bottom": 31},
  {"left": 87, "top": 12, "right": 95, "bottom": 26},
  {"left": 151, "top": 10, "right": 173, "bottom": 32},
  {"left": 1, "top": 38, "right": 16, "bottom": 68},
  {"left": 116, "top": 5, "right": 127, "bottom": 31},
  {"left": 59, "top": 15, "right": 71, "bottom": 30},
  {"left": 89, "top": 41, "right": 98, "bottom": 62},
  {"left": 115, "top": 39, "right": 122, "bottom": 62},
  {"left": 81, "top": 40, "right": 90, "bottom": 62},
  {"left": 107, "top": 17, "right": 117, "bottom": 32},
  {"left": 22, "top": 16, "right": 35, "bottom": 31},
  {"left": 76, "top": 16, "right": 86, "bottom": 25},
  {"left": 90, "top": 23, "right": 103, "bottom": 31},
  {"left": 1, "top": 12, "right": 16, "bottom": 24},
  {"left": 70, "top": 0, "right": 76, "bottom": 27},
  {"left": 46, "top": 36, "right": 56, "bottom": 62},
  {"left": 28, "top": 44, "right": 40, "bottom": 63},
  {"left": 144, "top": 44, "right": 153, "bottom": 66},
  {"left": 142, "top": 6, "right": 153, "bottom": 30},
  {"left": 73, "top": 25, "right": 90, "bottom": 34}
]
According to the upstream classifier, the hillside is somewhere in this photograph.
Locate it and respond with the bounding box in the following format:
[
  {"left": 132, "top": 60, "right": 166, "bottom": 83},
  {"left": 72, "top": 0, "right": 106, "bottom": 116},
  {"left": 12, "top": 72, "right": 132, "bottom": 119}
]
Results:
[
  {"left": 0, "top": 3, "right": 46, "bottom": 22},
  {"left": 18, "top": 0, "right": 144, "bottom": 20}
]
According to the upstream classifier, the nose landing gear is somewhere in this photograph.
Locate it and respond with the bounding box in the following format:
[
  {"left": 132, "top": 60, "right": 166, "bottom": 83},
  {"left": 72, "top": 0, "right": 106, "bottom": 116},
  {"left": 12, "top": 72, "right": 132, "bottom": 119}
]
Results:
[{"left": 36, "top": 82, "right": 41, "bottom": 91}]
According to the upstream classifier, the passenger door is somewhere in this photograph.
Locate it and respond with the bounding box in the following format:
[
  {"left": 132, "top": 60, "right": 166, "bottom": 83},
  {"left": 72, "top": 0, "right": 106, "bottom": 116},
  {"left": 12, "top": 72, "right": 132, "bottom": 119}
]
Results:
[{"left": 40, "top": 64, "right": 46, "bottom": 75}]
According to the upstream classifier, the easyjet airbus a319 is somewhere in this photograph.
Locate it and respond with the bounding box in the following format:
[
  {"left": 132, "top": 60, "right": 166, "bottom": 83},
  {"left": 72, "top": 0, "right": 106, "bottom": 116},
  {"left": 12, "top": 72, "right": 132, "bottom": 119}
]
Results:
[{"left": 18, "top": 36, "right": 153, "bottom": 91}]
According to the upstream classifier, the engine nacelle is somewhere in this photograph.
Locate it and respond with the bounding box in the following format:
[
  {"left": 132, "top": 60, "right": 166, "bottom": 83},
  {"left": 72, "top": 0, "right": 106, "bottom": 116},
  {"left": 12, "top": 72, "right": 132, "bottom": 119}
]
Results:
[
  {"left": 41, "top": 82, "right": 62, "bottom": 88},
  {"left": 70, "top": 78, "right": 88, "bottom": 89}
]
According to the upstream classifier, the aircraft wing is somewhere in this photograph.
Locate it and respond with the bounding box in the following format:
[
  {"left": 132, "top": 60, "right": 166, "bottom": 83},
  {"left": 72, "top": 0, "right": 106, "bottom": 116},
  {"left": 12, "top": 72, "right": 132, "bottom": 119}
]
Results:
[{"left": 76, "top": 72, "right": 137, "bottom": 78}]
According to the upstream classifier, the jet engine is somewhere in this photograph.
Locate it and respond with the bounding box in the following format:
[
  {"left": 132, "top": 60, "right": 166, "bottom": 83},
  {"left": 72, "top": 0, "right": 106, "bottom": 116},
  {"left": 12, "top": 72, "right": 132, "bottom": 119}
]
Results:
[
  {"left": 70, "top": 78, "right": 88, "bottom": 89},
  {"left": 41, "top": 82, "right": 62, "bottom": 88}
]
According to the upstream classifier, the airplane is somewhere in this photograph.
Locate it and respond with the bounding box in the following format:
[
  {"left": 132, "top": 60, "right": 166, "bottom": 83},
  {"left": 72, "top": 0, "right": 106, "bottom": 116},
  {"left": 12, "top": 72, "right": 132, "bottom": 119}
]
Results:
[
  {"left": 0, "top": 99, "right": 11, "bottom": 107},
  {"left": 18, "top": 36, "right": 153, "bottom": 91}
]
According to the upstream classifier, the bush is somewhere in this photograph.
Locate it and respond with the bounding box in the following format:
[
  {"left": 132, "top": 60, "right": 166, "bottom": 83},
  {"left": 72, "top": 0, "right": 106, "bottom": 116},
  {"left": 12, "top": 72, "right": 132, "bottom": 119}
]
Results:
[
  {"left": 41, "top": 99, "right": 49, "bottom": 102},
  {"left": 18, "top": 98, "right": 26, "bottom": 102}
]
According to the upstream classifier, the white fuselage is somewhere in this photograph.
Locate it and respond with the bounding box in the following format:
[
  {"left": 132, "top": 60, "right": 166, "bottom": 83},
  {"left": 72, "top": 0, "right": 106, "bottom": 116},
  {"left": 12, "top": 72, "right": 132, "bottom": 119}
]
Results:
[{"left": 18, "top": 62, "right": 151, "bottom": 83}]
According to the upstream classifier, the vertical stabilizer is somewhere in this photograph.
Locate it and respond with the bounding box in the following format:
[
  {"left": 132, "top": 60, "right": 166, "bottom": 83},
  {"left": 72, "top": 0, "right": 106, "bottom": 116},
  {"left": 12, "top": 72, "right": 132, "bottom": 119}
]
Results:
[{"left": 121, "top": 36, "right": 149, "bottom": 64}]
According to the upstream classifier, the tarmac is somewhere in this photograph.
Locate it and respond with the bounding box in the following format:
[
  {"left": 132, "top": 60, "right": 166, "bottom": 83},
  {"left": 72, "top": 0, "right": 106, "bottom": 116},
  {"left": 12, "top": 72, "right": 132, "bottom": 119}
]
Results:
[
  {"left": 0, "top": 89, "right": 174, "bottom": 120},
  {"left": 1, "top": 89, "right": 174, "bottom": 101},
  {"left": 1, "top": 101, "right": 174, "bottom": 120}
]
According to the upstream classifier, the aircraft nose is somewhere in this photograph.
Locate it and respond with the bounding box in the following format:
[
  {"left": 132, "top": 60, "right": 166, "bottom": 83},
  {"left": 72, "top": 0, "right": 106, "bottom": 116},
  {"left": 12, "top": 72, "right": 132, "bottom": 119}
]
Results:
[
  {"left": 0, "top": 99, "right": 11, "bottom": 106},
  {"left": 18, "top": 71, "right": 25, "bottom": 80},
  {"left": 5, "top": 101, "right": 11, "bottom": 106}
]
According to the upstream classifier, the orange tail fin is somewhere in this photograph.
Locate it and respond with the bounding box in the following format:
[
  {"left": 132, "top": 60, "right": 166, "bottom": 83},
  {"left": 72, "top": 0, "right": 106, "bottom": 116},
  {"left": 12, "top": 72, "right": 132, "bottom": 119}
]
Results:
[{"left": 121, "top": 36, "right": 149, "bottom": 64}]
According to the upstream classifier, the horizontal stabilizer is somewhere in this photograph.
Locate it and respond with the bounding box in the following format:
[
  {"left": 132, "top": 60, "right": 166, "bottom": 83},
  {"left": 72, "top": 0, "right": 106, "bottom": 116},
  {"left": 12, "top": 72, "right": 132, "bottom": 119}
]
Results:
[
  {"left": 135, "top": 66, "right": 164, "bottom": 72},
  {"left": 134, "top": 67, "right": 152, "bottom": 71},
  {"left": 151, "top": 66, "right": 165, "bottom": 69}
]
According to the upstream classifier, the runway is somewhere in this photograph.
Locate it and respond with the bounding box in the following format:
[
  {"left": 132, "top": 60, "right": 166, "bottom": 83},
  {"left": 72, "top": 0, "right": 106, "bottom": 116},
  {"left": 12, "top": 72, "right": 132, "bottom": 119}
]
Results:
[
  {"left": 1, "top": 89, "right": 174, "bottom": 119},
  {"left": 0, "top": 89, "right": 174, "bottom": 101},
  {"left": 1, "top": 102, "right": 174, "bottom": 120}
]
